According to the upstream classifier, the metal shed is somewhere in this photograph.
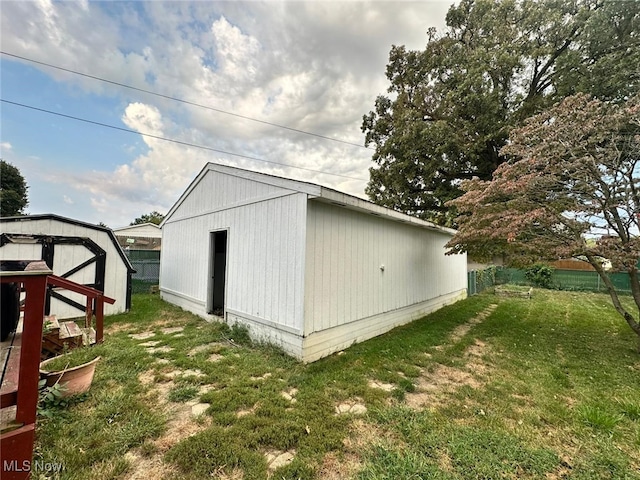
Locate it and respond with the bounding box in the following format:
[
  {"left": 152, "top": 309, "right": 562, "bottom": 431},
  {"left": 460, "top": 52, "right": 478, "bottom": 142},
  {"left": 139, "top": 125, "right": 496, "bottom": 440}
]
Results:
[
  {"left": 161, "top": 164, "right": 467, "bottom": 362},
  {"left": 0, "top": 214, "right": 134, "bottom": 318}
]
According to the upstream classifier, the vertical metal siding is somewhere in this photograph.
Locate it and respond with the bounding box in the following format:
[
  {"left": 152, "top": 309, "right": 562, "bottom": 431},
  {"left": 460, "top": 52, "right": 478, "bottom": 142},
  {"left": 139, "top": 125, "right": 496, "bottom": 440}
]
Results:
[
  {"left": 161, "top": 171, "right": 307, "bottom": 331},
  {"left": 304, "top": 201, "right": 467, "bottom": 334}
]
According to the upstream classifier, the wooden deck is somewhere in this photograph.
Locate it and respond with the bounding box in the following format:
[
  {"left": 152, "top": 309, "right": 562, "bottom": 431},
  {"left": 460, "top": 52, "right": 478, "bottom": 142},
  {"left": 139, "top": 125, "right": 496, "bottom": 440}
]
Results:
[{"left": 1, "top": 319, "right": 22, "bottom": 433}]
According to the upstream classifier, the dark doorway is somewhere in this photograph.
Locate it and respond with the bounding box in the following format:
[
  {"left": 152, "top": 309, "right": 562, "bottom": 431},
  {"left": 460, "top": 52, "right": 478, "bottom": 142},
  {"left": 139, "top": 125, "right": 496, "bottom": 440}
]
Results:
[{"left": 209, "top": 230, "right": 227, "bottom": 316}]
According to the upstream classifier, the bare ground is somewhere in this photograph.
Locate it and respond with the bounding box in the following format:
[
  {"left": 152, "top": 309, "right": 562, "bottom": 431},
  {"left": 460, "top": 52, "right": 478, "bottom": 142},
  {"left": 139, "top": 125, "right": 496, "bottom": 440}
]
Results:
[
  {"left": 405, "top": 304, "right": 498, "bottom": 410},
  {"left": 123, "top": 304, "right": 500, "bottom": 479},
  {"left": 124, "top": 369, "right": 213, "bottom": 479}
]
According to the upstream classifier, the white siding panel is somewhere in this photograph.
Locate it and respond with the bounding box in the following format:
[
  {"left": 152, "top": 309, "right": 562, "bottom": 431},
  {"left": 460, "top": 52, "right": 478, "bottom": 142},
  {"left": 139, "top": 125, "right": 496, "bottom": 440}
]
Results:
[
  {"left": 304, "top": 201, "right": 467, "bottom": 334},
  {"left": 0, "top": 243, "right": 41, "bottom": 261},
  {"left": 0, "top": 218, "right": 130, "bottom": 318},
  {"left": 161, "top": 170, "right": 307, "bottom": 332},
  {"left": 302, "top": 289, "right": 467, "bottom": 363},
  {"left": 168, "top": 171, "right": 290, "bottom": 223}
]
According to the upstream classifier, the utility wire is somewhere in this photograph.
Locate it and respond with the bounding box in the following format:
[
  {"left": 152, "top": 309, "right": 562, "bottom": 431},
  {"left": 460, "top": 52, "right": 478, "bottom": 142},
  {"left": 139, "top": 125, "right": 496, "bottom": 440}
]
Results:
[
  {"left": 1, "top": 51, "right": 372, "bottom": 150},
  {"left": 1, "top": 99, "right": 368, "bottom": 182}
]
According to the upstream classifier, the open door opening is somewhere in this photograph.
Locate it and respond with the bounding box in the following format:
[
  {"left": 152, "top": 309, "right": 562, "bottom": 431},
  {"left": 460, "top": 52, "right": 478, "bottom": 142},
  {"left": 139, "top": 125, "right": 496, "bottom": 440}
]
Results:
[{"left": 208, "top": 230, "right": 227, "bottom": 316}]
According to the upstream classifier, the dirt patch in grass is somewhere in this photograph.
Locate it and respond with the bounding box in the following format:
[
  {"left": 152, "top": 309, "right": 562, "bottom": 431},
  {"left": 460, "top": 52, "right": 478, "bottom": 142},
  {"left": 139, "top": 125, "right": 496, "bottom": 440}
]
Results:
[
  {"left": 332, "top": 418, "right": 408, "bottom": 478},
  {"left": 104, "top": 322, "right": 133, "bottom": 334},
  {"left": 406, "top": 364, "right": 483, "bottom": 410},
  {"left": 335, "top": 400, "right": 367, "bottom": 415},
  {"left": 208, "top": 353, "right": 224, "bottom": 362},
  {"left": 342, "top": 418, "right": 388, "bottom": 452},
  {"left": 368, "top": 379, "right": 395, "bottom": 392},
  {"left": 154, "top": 404, "right": 212, "bottom": 451},
  {"left": 449, "top": 304, "right": 498, "bottom": 343},
  {"left": 318, "top": 451, "right": 362, "bottom": 480},
  {"left": 236, "top": 404, "right": 258, "bottom": 418},
  {"left": 124, "top": 452, "right": 178, "bottom": 480},
  {"left": 138, "top": 369, "right": 159, "bottom": 387},
  {"left": 161, "top": 326, "right": 184, "bottom": 335},
  {"left": 188, "top": 342, "right": 224, "bottom": 356},
  {"left": 128, "top": 369, "right": 212, "bottom": 478},
  {"left": 130, "top": 331, "right": 156, "bottom": 340},
  {"left": 264, "top": 449, "right": 296, "bottom": 471},
  {"left": 405, "top": 305, "right": 496, "bottom": 410},
  {"left": 212, "top": 467, "right": 245, "bottom": 480}
]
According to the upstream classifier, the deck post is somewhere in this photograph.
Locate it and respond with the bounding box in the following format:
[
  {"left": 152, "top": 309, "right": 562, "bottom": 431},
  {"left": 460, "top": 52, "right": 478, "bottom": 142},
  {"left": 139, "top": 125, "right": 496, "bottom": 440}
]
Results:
[{"left": 1, "top": 269, "right": 50, "bottom": 480}]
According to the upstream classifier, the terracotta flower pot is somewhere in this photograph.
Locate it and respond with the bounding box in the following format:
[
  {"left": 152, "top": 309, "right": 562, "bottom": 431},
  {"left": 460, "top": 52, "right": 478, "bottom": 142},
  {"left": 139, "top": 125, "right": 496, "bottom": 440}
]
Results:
[{"left": 39, "top": 355, "right": 101, "bottom": 397}]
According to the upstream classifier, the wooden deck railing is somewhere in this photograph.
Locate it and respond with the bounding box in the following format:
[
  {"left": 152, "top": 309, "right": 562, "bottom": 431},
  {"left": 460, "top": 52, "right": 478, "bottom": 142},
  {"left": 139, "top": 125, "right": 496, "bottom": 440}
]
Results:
[
  {"left": 1, "top": 272, "right": 116, "bottom": 478},
  {"left": 1, "top": 270, "right": 50, "bottom": 480},
  {"left": 46, "top": 275, "right": 115, "bottom": 344}
]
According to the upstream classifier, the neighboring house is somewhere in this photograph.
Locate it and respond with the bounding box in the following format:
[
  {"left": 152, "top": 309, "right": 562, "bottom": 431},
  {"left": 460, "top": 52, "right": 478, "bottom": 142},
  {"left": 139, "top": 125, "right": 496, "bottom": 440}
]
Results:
[
  {"left": 160, "top": 163, "right": 468, "bottom": 362},
  {"left": 113, "top": 223, "right": 162, "bottom": 251},
  {"left": 0, "top": 214, "right": 135, "bottom": 318}
]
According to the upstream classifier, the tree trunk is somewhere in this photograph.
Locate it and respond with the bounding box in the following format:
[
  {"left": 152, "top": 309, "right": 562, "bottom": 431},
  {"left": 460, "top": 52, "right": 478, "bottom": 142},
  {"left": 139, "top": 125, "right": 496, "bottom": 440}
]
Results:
[{"left": 586, "top": 254, "right": 640, "bottom": 351}]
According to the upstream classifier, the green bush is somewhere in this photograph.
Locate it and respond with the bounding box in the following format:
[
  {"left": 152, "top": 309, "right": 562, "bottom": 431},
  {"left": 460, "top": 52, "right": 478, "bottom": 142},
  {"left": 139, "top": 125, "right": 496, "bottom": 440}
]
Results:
[{"left": 524, "top": 264, "right": 554, "bottom": 288}]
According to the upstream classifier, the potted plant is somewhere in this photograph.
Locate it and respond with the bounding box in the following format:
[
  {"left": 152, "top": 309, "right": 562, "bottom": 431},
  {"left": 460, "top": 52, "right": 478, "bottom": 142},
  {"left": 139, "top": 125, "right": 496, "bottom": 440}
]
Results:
[{"left": 39, "top": 352, "right": 101, "bottom": 398}]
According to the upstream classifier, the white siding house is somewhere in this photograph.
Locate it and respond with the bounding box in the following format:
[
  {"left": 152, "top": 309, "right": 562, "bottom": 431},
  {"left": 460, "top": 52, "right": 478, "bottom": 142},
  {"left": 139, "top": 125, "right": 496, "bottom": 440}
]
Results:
[
  {"left": 113, "top": 223, "right": 162, "bottom": 251},
  {"left": 0, "top": 214, "right": 135, "bottom": 318},
  {"left": 161, "top": 164, "right": 467, "bottom": 362}
]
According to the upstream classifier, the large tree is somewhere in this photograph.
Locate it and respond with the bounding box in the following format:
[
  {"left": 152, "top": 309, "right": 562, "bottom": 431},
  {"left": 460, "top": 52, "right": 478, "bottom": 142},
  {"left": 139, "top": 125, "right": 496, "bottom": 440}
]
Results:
[
  {"left": 0, "top": 160, "right": 29, "bottom": 216},
  {"left": 446, "top": 94, "right": 640, "bottom": 343},
  {"left": 131, "top": 211, "right": 165, "bottom": 226},
  {"left": 362, "top": 0, "right": 639, "bottom": 226}
]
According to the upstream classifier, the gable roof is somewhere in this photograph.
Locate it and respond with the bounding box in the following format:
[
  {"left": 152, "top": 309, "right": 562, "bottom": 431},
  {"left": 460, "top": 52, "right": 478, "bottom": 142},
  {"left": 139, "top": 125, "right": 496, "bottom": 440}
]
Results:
[
  {"left": 0, "top": 213, "right": 135, "bottom": 272},
  {"left": 163, "top": 163, "right": 456, "bottom": 235},
  {"left": 113, "top": 223, "right": 162, "bottom": 238}
]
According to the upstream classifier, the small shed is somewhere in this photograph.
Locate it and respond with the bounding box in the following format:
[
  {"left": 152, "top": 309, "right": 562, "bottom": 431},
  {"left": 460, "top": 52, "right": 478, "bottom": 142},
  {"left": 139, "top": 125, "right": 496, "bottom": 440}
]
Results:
[
  {"left": 0, "top": 214, "right": 134, "bottom": 319},
  {"left": 113, "top": 223, "right": 162, "bottom": 251},
  {"left": 161, "top": 164, "right": 467, "bottom": 362}
]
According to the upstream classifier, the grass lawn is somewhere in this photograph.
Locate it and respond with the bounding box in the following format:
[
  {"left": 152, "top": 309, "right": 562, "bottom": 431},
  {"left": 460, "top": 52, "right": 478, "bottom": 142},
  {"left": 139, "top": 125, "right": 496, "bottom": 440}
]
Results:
[{"left": 34, "top": 289, "right": 640, "bottom": 479}]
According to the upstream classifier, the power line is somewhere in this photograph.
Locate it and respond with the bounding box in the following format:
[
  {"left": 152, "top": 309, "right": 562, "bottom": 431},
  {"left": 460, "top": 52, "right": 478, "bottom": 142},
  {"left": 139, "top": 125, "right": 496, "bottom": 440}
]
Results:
[
  {"left": 1, "top": 51, "right": 372, "bottom": 150},
  {"left": 1, "top": 98, "right": 368, "bottom": 182}
]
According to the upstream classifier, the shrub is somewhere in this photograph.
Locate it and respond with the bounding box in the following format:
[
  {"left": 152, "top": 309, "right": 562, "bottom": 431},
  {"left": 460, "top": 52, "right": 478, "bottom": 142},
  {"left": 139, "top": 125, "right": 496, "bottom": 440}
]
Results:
[{"left": 524, "top": 264, "right": 554, "bottom": 288}]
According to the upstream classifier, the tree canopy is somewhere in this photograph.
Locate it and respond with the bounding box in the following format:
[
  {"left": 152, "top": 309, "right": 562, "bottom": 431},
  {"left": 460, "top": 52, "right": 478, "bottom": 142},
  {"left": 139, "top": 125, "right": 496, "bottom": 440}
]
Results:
[
  {"left": 446, "top": 93, "right": 640, "bottom": 341},
  {"left": 362, "top": 0, "right": 640, "bottom": 226},
  {"left": 131, "top": 211, "right": 165, "bottom": 226},
  {"left": 0, "top": 160, "right": 29, "bottom": 216}
]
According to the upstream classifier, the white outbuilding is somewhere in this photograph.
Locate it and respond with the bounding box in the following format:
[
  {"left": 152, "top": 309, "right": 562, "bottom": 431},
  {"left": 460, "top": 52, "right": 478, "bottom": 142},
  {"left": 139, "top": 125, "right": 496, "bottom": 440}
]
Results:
[
  {"left": 0, "top": 214, "right": 135, "bottom": 318},
  {"left": 160, "top": 164, "right": 467, "bottom": 362},
  {"left": 112, "top": 222, "right": 162, "bottom": 251}
]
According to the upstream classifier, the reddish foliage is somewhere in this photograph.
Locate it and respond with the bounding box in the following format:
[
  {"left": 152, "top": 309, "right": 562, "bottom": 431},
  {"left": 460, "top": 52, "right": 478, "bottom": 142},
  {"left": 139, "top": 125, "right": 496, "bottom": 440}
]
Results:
[{"left": 447, "top": 94, "right": 640, "bottom": 340}]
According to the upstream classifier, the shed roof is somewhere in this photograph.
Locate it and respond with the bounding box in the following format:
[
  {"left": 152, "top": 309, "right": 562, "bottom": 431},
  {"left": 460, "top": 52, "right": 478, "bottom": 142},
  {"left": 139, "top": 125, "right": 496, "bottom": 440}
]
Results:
[
  {"left": 0, "top": 214, "right": 135, "bottom": 272},
  {"left": 163, "top": 163, "right": 457, "bottom": 235},
  {"left": 113, "top": 223, "right": 162, "bottom": 238}
]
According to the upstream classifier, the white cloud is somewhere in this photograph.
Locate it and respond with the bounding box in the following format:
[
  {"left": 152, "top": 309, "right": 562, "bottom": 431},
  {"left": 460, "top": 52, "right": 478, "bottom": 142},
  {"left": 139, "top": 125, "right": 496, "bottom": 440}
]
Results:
[
  {"left": 0, "top": 1, "right": 450, "bottom": 226},
  {"left": 1, "top": 142, "right": 12, "bottom": 151},
  {"left": 63, "top": 195, "right": 74, "bottom": 204}
]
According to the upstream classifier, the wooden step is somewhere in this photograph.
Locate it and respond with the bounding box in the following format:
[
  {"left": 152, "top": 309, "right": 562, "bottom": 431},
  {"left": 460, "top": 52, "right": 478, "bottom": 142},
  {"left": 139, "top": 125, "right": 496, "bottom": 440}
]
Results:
[
  {"left": 59, "top": 321, "right": 82, "bottom": 340},
  {"left": 41, "top": 320, "right": 84, "bottom": 360}
]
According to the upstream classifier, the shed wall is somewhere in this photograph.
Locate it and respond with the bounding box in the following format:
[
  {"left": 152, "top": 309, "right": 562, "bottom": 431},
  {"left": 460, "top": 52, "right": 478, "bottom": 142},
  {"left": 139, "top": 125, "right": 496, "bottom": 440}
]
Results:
[
  {"left": 160, "top": 171, "right": 308, "bottom": 335},
  {"left": 303, "top": 200, "right": 467, "bottom": 344},
  {"left": 0, "top": 218, "right": 129, "bottom": 317}
]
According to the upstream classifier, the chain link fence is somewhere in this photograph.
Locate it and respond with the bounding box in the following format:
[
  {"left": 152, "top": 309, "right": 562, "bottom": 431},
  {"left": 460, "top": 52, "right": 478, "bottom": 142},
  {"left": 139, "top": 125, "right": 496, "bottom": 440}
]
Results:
[
  {"left": 468, "top": 266, "right": 637, "bottom": 296},
  {"left": 127, "top": 251, "right": 160, "bottom": 294}
]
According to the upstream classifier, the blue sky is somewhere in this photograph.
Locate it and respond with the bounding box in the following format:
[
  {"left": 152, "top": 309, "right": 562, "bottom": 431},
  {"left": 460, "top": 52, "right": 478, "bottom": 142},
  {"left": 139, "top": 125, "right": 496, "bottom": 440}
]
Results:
[{"left": 1, "top": 1, "right": 450, "bottom": 228}]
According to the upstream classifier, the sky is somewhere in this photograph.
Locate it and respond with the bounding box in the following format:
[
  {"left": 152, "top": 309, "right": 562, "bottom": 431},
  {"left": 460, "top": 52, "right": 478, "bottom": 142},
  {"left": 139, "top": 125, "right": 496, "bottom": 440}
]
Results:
[{"left": 0, "top": 0, "right": 451, "bottom": 228}]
